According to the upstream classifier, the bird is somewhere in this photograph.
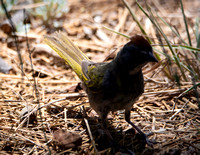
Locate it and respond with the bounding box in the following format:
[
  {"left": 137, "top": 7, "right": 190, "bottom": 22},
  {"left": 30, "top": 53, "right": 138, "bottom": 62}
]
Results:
[{"left": 44, "top": 31, "right": 158, "bottom": 147}]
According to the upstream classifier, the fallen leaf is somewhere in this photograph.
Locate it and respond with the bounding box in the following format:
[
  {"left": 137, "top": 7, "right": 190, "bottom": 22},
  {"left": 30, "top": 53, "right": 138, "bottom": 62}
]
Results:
[{"left": 53, "top": 129, "right": 82, "bottom": 149}]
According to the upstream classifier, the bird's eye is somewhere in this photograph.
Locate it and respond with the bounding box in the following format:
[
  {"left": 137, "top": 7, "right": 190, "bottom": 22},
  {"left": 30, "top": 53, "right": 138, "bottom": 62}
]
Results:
[{"left": 140, "top": 51, "right": 147, "bottom": 54}]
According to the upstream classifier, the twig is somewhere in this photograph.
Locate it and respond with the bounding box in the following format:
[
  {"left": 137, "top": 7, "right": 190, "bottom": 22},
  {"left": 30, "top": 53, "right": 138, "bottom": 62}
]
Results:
[
  {"left": 39, "top": 93, "right": 87, "bottom": 110},
  {"left": 144, "top": 75, "right": 168, "bottom": 84},
  {"left": 16, "top": 133, "right": 43, "bottom": 148},
  {"left": 134, "top": 104, "right": 151, "bottom": 118},
  {"left": 24, "top": 8, "right": 51, "bottom": 154},
  {"left": 81, "top": 106, "right": 99, "bottom": 155},
  {"left": 143, "top": 88, "right": 186, "bottom": 95},
  {"left": 0, "top": 0, "right": 24, "bottom": 78},
  {"left": 169, "top": 100, "right": 189, "bottom": 120},
  {"left": 16, "top": 93, "right": 87, "bottom": 130}
]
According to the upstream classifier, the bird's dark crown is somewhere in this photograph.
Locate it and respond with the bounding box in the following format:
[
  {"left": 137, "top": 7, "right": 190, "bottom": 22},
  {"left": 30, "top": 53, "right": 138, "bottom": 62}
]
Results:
[{"left": 129, "top": 35, "right": 152, "bottom": 51}]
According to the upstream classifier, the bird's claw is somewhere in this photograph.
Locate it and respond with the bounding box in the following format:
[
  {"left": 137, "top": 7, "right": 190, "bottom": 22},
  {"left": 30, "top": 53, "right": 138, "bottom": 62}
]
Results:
[{"left": 143, "top": 134, "right": 157, "bottom": 148}]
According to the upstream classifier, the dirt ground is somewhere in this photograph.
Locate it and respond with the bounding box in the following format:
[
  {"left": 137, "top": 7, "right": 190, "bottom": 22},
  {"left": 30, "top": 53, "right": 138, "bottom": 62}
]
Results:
[{"left": 0, "top": 0, "right": 199, "bottom": 154}]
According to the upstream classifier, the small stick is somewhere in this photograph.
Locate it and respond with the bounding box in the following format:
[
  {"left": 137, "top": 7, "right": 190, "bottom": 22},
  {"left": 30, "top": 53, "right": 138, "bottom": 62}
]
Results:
[
  {"left": 81, "top": 106, "right": 99, "bottom": 155},
  {"left": 16, "top": 133, "right": 43, "bottom": 148},
  {"left": 169, "top": 100, "right": 189, "bottom": 120},
  {"left": 64, "top": 108, "right": 68, "bottom": 128},
  {"left": 38, "top": 93, "right": 87, "bottom": 110},
  {"left": 134, "top": 104, "right": 151, "bottom": 118}
]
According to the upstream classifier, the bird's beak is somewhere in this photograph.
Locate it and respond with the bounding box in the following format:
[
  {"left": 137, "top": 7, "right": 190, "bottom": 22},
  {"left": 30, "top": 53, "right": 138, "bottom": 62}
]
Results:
[{"left": 148, "top": 52, "right": 158, "bottom": 62}]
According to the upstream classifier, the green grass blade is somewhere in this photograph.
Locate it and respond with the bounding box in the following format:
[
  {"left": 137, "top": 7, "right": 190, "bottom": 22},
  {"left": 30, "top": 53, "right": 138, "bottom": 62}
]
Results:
[
  {"left": 177, "top": 82, "right": 200, "bottom": 98},
  {"left": 158, "top": 44, "right": 200, "bottom": 52},
  {"left": 180, "top": 0, "right": 192, "bottom": 46},
  {"left": 121, "top": 0, "right": 151, "bottom": 43},
  {"left": 136, "top": 0, "right": 188, "bottom": 81},
  {"left": 195, "top": 18, "right": 200, "bottom": 48},
  {"left": 103, "top": 26, "right": 130, "bottom": 39},
  {"left": 156, "top": 12, "right": 187, "bottom": 45}
]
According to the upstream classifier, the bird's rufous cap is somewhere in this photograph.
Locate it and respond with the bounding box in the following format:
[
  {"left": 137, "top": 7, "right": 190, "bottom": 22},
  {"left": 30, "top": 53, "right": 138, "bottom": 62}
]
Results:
[{"left": 130, "top": 35, "right": 152, "bottom": 50}]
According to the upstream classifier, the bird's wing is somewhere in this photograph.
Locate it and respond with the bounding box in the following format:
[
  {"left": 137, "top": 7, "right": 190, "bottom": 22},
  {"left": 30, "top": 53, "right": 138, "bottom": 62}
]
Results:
[{"left": 82, "top": 61, "right": 107, "bottom": 89}]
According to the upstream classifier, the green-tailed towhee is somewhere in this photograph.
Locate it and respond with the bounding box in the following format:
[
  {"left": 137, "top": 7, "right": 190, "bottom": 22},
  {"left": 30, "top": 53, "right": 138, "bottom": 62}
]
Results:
[{"left": 45, "top": 32, "right": 158, "bottom": 147}]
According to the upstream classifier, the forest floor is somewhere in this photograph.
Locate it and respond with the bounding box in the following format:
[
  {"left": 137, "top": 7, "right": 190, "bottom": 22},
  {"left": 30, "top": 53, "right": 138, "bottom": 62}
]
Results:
[{"left": 0, "top": 0, "right": 199, "bottom": 154}]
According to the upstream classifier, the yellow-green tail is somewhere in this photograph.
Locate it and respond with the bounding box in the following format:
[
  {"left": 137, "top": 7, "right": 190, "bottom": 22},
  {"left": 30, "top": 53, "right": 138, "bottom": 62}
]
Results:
[{"left": 44, "top": 31, "right": 90, "bottom": 83}]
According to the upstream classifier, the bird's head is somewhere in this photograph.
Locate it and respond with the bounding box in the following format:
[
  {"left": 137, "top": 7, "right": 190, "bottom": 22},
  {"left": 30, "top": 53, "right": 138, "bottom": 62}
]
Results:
[{"left": 116, "top": 35, "right": 158, "bottom": 72}]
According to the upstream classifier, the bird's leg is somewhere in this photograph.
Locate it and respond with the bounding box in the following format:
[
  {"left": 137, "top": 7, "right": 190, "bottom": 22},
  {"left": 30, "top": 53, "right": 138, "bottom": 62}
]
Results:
[
  {"left": 100, "top": 112, "right": 114, "bottom": 142},
  {"left": 101, "top": 112, "right": 135, "bottom": 154},
  {"left": 125, "top": 109, "right": 155, "bottom": 147}
]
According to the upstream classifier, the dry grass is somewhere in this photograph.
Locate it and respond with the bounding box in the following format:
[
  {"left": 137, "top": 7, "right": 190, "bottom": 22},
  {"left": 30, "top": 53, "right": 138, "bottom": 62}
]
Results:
[{"left": 0, "top": 0, "right": 199, "bottom": 154}]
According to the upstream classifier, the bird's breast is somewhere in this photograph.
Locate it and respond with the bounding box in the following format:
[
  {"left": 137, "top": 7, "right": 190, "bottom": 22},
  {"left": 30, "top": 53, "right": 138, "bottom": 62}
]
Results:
[{"left": 87, "top": 70, "right": 144, "bottom": 112}]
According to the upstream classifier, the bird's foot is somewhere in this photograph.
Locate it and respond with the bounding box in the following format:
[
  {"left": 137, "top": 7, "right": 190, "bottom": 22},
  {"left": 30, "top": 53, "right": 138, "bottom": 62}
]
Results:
[
  {"left": 97, "top": 128, "right": 135, "bottom": 154},
  {"left": 142, "top": 133, "right": 157, "bottom": 148}
]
